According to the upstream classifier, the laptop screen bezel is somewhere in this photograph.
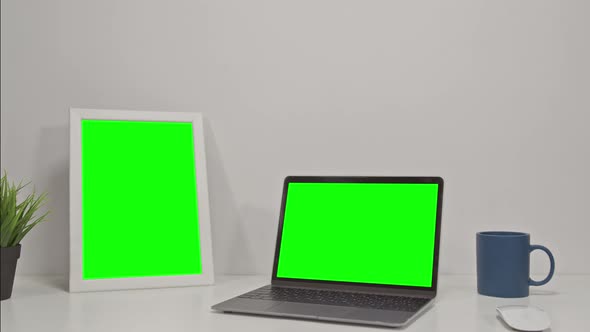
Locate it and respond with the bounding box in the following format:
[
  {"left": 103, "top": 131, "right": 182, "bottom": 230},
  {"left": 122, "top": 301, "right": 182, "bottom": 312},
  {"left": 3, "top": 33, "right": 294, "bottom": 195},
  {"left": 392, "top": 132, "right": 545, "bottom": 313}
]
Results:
[{"left": 271, "top": 176, "right": 444, "bottom": 295}]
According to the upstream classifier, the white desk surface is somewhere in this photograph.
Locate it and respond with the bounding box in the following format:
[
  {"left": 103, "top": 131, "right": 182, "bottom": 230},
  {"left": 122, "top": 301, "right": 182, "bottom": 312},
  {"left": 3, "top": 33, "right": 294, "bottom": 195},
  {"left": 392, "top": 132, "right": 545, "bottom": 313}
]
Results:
[{"left": 1, "top": 274, "right": 588, "bottom": 332}]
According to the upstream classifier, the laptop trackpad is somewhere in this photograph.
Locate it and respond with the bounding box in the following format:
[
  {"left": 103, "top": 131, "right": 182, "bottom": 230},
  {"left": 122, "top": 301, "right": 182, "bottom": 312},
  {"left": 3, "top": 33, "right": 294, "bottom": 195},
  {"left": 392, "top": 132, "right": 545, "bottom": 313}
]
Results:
[{"left": 268, "top": 302, "right": 355, "bottom": 318}]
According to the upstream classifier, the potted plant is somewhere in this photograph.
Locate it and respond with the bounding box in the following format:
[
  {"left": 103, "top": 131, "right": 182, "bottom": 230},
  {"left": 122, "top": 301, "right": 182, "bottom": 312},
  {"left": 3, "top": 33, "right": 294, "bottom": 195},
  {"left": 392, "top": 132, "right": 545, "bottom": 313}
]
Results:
[{"left": 1, "top": 171, "right": 49, "bottom": 300}]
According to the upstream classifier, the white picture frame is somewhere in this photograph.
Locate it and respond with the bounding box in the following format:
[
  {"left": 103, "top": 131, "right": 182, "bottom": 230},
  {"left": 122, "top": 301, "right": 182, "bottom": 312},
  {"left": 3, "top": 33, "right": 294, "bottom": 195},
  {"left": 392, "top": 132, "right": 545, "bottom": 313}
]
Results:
[{"left": 69, "top": 108, "right": 214, "bottom": 292}]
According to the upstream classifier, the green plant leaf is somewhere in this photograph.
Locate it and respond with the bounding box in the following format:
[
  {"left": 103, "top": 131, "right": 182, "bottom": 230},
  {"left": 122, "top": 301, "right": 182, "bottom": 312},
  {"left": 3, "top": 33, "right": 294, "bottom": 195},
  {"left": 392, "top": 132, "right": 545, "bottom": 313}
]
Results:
[
  {"left": 0, "top": 171, "right": 49, "bottom": 247},
  {"left": 12, "top": 212, "right": 49, "bottom": 245}
]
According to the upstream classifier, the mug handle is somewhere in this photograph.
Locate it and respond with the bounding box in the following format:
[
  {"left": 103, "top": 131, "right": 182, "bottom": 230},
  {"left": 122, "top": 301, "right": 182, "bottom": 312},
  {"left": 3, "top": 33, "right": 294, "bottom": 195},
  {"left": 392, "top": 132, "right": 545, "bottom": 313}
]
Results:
[{"left": 528, "top": 244, "right": 555, "bottom": 286}]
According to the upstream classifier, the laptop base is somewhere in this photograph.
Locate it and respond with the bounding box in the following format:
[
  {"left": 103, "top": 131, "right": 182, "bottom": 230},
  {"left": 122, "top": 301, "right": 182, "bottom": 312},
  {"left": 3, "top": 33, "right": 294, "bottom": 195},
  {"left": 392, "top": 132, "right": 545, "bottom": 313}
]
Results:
[{"left": 212, "top": 286, "right": 434, "bottom": 328}]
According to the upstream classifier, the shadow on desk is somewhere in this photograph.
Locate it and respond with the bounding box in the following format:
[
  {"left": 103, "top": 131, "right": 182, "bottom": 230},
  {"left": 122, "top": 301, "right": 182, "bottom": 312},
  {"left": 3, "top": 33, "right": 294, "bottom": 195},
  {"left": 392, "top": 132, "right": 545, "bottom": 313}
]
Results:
[
  {"left": 43, "top": 277, "right": 68, "bottom": 292},
  {"left": 496, "top": 315, "right": 552, "bottom": 332},
  {"left": 6, "top": 277, "right": 68, "bottom": 301},
  {"left": 211, "top": 310, "right": 415, "bottom": 330},
  {"left": 530, "top": 289, "right": 559, "bottom": 296}
]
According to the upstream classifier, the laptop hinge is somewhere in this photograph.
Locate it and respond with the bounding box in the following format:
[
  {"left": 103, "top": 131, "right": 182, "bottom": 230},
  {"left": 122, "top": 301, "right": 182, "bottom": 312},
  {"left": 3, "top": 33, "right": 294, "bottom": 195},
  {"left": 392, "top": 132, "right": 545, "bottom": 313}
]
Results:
[{"left": 271, "top": 279, "right": 435, "bottom": 299}]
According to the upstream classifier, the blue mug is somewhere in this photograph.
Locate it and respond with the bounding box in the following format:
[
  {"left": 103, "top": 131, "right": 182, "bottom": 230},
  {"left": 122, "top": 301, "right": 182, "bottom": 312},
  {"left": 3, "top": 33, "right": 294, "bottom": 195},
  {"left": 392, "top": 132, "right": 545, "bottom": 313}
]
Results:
[{"left": 476, "top": 231, "right": 555, "bottom": 298}]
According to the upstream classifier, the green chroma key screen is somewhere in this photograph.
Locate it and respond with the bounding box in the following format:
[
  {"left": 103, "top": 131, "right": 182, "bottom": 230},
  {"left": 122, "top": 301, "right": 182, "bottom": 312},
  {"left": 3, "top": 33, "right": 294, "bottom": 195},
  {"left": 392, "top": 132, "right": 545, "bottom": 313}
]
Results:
[
  {"left": 81, "top": 120, "right": 201, "bottom": 279},
  {"left": 276, "top": 182, "right": 439, "bottom": 287}
]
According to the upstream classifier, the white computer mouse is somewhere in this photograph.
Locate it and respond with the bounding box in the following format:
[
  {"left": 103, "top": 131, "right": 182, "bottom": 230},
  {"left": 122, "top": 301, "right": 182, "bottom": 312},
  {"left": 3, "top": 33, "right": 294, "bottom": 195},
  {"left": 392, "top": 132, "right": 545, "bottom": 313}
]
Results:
[{"left": 496, "top": 305, "right": 551, "bottom": 331}]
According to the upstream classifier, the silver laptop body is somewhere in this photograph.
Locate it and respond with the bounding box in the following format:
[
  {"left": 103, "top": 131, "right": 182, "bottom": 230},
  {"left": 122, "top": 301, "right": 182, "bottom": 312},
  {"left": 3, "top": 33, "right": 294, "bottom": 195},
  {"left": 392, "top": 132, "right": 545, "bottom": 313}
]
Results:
[{"left": 212, "top": 176, "right": 444, "bottom": 328}]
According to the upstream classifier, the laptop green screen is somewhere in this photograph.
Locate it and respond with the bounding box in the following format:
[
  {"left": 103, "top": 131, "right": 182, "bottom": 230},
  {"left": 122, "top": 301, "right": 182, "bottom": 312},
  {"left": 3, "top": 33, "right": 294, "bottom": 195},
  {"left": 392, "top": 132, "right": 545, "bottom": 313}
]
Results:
[{"left": 276, "top": 182, "right": 439, "bottom": 288}]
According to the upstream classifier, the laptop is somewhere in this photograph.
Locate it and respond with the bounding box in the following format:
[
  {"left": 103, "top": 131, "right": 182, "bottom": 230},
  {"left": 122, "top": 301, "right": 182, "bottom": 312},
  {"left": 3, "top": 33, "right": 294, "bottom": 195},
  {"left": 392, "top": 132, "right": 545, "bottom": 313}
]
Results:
[{"left": 212, "top": 176, "right": 444, "bottom": 328}]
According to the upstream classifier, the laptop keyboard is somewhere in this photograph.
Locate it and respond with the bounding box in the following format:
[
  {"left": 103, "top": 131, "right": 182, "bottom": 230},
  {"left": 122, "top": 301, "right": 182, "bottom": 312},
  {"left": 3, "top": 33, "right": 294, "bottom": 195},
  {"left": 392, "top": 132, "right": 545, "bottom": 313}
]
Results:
[{"left": 238, "top": 285, "right": 430, "bottom": 312}]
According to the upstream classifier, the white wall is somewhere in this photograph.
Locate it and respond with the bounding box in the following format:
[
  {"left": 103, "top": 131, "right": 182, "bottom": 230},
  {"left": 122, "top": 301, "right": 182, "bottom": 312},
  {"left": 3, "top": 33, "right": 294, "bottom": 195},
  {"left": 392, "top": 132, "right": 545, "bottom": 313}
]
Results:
[{"left": 2, "top": 0, "right": 589, "bottom": 276}]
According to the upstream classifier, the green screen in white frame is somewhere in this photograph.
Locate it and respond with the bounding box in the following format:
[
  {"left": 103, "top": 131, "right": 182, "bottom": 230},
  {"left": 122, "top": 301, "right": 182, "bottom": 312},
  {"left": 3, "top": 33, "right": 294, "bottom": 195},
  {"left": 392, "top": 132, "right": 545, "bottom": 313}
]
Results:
[{"left": 81, "top": 119, "right": 201, "bottom": 279}]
